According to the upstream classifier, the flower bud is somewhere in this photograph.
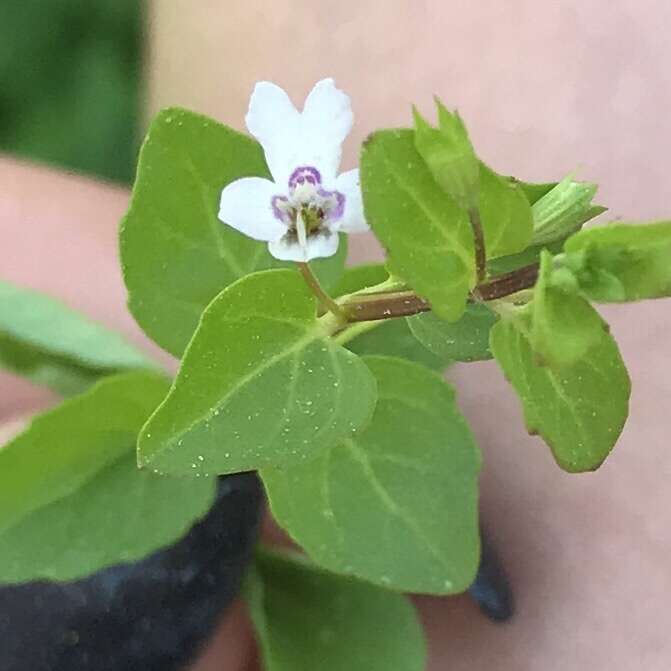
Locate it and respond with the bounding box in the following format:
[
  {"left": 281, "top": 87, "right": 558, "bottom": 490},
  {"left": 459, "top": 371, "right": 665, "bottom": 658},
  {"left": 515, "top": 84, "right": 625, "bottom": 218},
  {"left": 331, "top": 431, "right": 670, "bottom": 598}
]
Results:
[{"left": 531, "top": 176, "right": 605, "bottom": 245}]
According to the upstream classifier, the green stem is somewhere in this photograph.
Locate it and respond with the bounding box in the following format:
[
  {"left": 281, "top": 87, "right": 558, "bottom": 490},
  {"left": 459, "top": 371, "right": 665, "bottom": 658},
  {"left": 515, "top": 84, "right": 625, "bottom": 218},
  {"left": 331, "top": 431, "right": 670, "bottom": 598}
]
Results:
[
  {"left": 297, "top": 262, "right": 347, "bottom": 322},
  {"left": 333, "top": 319, "right": 384, "bottom": 346}
]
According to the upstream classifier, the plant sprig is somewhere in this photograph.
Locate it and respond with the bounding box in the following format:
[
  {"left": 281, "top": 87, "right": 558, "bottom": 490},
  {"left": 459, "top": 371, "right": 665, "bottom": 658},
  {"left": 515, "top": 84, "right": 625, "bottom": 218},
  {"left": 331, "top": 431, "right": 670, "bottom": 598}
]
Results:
[{"left": 1, "top": 80, "right": 670, "bottom": 671}]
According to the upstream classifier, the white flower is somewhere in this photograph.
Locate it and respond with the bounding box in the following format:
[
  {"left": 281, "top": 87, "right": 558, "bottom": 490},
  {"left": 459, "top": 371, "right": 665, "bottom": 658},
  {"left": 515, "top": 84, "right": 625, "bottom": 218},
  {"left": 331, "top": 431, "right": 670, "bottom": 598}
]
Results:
[{"left": 218, "top": 78, "right": 369, "bottom": 262}]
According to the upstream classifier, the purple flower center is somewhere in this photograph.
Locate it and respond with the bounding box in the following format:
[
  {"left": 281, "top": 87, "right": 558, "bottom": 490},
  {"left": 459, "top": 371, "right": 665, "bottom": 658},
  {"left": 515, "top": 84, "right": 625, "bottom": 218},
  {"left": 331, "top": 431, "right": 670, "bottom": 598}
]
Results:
[{"left": 271, "top": 165, "right": 345, "bottom": 232}]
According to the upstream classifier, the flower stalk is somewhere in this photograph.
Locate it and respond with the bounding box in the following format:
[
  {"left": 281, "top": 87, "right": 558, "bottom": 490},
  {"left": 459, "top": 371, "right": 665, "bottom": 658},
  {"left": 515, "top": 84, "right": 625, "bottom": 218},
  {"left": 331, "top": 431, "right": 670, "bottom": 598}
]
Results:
[{"left": 297, "top": 262, "right": 348, "bottom": 322}]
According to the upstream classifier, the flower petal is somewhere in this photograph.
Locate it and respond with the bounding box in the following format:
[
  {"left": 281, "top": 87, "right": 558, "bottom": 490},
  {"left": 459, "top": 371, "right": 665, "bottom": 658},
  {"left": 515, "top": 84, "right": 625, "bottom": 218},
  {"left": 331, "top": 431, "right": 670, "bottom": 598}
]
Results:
[
  {"left": 245, "top": 82, "right": 301, "bottom": 185},
  {"left": 297, "top": 78, "right": 353, "bottom": 183},
  {"left": 219, "top": 177, "right": 286, "bottom": 242},
  {"left": 245, "top": 79, "right": 354, "bottom": 189},
  {"left": 332, "top": 169, "right": 369, "bottom": 233},
  {"left": 268, "top": 231, "right": 339, "bottom": 262}
]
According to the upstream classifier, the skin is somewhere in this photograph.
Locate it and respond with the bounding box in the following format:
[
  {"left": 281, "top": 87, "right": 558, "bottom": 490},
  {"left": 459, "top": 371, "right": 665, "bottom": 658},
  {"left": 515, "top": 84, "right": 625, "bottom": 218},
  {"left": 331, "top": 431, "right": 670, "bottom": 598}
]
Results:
[{"left": 3, "top": 0, "right": 671, "bottom": 667}]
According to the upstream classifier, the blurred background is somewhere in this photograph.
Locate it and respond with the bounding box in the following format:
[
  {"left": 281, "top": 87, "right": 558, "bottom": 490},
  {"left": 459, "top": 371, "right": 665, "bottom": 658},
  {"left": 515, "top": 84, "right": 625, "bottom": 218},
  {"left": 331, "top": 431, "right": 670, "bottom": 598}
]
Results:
[
  {"left": 2, "top": 1, "right": 670, "bottom": 223},
  {"left": 0, "top": 1, "right": 142, "bottom": 184}
]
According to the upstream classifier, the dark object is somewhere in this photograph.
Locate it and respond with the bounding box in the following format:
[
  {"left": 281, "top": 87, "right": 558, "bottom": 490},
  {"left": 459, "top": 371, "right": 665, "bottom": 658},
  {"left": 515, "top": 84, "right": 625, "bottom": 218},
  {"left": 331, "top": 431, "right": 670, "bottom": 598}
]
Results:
[
  {"left": 468, "top": 530, "right": 515, "bottom": 622},
  {"left": 0, "top": 473, "right": 263, "bottom": 671}
]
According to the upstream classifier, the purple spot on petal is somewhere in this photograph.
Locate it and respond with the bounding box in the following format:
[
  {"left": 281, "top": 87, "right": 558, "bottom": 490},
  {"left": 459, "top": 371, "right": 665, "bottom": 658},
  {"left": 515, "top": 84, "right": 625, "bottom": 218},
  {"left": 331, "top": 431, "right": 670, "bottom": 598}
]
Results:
[
  {"left": 331, "top": 191, "right": 345, "bottom": 221},
  {"left": 272, "top": 195, "right": 290, "bottom": 222},
  {"left": 288, "top": 166, "right": 322, "bottom": 189},
  {"left": 317, "top": 188, "right": 346, "bottom": 222}
]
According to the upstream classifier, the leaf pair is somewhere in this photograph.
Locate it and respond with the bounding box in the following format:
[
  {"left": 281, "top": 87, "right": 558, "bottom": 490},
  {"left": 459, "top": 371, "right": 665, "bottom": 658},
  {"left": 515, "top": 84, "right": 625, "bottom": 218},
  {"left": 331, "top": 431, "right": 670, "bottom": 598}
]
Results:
[
  {"left": 359, "top": 113, "right": 669, "bottom": 475},
  {"left": 360, "top": 126, "right": 533, "bottom": 323},
  {"left": 139, "top": 270, "right": 482, "bottom": 594}
]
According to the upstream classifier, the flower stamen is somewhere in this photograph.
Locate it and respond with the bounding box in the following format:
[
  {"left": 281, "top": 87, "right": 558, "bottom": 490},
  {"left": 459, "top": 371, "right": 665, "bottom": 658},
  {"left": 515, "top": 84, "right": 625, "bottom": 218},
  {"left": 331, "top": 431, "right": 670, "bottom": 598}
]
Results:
[{"left": 296, "top": 210, "right": 308, "bottom": 250}]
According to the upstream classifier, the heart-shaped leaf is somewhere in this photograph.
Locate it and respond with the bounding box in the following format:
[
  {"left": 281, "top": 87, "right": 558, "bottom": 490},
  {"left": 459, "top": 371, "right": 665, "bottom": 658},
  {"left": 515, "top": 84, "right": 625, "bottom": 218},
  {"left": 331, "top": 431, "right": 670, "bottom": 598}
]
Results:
[
  {"left": 263, "top": 356, "right": 481, "bottom": 594},
  {"left": 138, "top": 269, "right": 377, "bottom": 475}
]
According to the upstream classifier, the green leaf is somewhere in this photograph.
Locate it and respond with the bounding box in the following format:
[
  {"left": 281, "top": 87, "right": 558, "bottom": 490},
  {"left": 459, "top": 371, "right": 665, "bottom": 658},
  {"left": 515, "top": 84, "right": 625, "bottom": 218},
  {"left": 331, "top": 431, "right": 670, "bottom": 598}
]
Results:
[
  {"left": 361, "top": 129, "right": 475, "bottom": 322},
  {"left": 120, "top": 107, "right": 346, "bottom": 357},
  {"left": 0, "top": 372, "right": 215, "bottom": 583},
  {"left": 138, "top": 269, "right": 377, "bottom": 476},
  {"left": 346, "top": 319, "right": 448, "bottom": 371},
  {"left": 407, "top": 303, "right": 498, "bottom": 362},
  {"left": 478, "top": 163, "right": 533, "bottom": 259},
  {"left": 413, "top": 101, "right": 480, "bottom": 211},
  {"left": 563, "top": 221, "right": 671, "bottom": 302},
  {"left": 332, "top": 265, "right": 448, "bottom": 371},
  {"left": 490, "top": 316, "right": 630, "bottom": 472},
  {"left": 487, "top": 238, "right": 564, "bottom": 276},
  {"left": 0, "top": 281, "right": 155, "bottom": 396},
  {"left": 529, "top": 250, "right": 607, "bottom": 368},
  {"left": 246, "top": 550, "right": 426, "bottom": 671},
  {"left": 262, "top": 356, "right": 481, "bottom": 594},
  {"left": 331, "top": 263, "right": 388, "bottom": 297},
  {"left": 531, "top": 176, "right": 604, "bottom": 245}
]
